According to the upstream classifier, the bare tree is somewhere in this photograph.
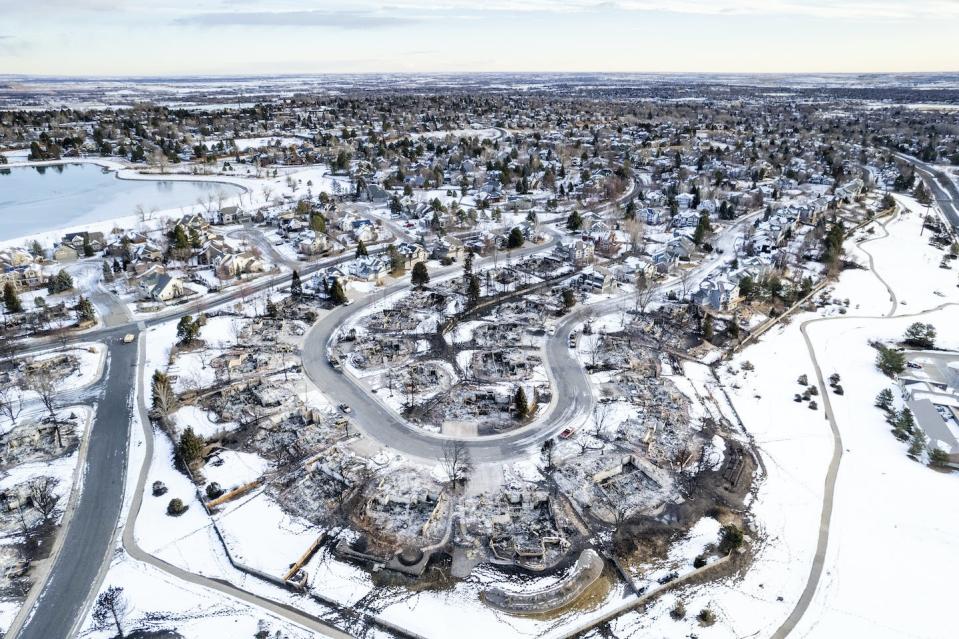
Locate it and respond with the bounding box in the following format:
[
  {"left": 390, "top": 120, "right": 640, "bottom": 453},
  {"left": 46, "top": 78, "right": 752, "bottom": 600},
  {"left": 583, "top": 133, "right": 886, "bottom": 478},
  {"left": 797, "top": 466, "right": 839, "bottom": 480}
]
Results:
[
  {"left": 29, "top": 476, "right": 60, "bottom": 521},
  {"left": 0, "top": 384, "right": 24, "bottom": 428},
  {"left": 440, "top": 440, "right": 472, "bottom": 489},
  {"left": 26, "top": 368, "right": 64, "bottom": 441},
  {"left": 586, "top": 334, "right": 602, "bottom": 369},
  {"left": 591, "top": 402, "right": 612, "bottom": 441},
  {"left": 678, "top": 268, "right": 692, "bottom": 302},
  {"left": 634, "top": 272, "right": 655, "bottom": 314},
  {"left": 92, "top": 585, "right": 129, "bottom": 638},
  {"left": 625, "top": 217, "right": 646, "bottom": 254}
]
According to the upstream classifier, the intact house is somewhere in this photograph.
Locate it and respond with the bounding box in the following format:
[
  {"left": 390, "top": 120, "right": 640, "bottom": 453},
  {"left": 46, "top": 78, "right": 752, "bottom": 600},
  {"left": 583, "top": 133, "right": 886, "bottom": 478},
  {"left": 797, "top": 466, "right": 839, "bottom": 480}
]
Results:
[
  {"left": 551, "top": 240, "right": 594, "bottom": 267},
  {"left": 298, "top": 232, "right": 329, "bottom": 257},
  {"left": 690, "top": 276, "right": 740, "bottom": 311},
  {"left": 139, "top": 272, "right": 185, "bottom": 302},
  {"left": 215, "top": 252, "right": 265, "bottom": 280},
  {"left": 395, "top": 242, "right": 428, "bottom": 270}
]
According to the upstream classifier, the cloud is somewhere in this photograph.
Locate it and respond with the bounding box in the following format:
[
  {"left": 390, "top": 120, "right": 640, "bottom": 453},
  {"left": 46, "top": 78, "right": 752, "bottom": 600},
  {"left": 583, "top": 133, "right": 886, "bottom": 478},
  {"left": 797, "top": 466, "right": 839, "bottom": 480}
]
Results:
[
  {"left": 328, "top": 0, "right": 959, "bottom": 20},
  {"left": 175, "top": 8, "right": 419, "bottom": 29}
]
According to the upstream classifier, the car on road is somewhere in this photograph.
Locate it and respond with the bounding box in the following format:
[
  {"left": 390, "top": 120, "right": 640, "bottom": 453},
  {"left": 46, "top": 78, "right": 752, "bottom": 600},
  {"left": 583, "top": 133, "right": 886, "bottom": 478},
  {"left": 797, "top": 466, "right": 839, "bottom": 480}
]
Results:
[
  {"left": 122, "top": 333, "right": 135, "bottom": 344},
  {"left": 547, "top": 326, "right": 556, "bottom": 336},
  {"left": 559, "top": 427, "right": 576, "bottom": 439},
  {"left": 907, "top": 362, "right": 922, "bottom": 369},
  {"left": 339, "top": 403, "right": 352, "bottom": 413}
]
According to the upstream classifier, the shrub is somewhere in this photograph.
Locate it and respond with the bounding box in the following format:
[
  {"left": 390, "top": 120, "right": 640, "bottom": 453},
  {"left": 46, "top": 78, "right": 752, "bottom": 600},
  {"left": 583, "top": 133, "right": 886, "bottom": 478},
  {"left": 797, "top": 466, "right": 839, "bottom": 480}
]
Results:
[
  {"left": 167, "top": 498, "right": 188, "bottom": 516},
  {"left": 151, "top": 481, "right": 167, "bottom": 497},
  {"left": 693, "top": 554, "right": 708, "bottom": 568},
  {"left": 697, "top": 608, "right": 716, "bottom": 626},
  {"left": 670, "top": 601, "right": 686, "bottom": 620},
  {"left": 718, "top": 524, "right": 744, "bottom": 555},
  {"left": 205, "top": 482, "right": 224, "bottom": 500}
]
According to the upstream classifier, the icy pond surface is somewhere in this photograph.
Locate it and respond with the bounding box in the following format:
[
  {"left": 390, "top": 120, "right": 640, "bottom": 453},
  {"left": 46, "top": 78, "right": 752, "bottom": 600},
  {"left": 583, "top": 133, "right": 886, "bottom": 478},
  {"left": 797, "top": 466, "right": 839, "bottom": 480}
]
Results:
[{"left": 0, "top": 163, "right": 243, "bottom": 241}]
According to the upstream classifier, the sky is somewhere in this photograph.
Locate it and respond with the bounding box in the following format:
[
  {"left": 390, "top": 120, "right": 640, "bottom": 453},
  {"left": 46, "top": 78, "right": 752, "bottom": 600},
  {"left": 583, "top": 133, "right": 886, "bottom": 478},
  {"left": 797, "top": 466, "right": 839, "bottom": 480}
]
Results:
[{"left": 1, "top": 0, "right": 958, "bottom": 76}]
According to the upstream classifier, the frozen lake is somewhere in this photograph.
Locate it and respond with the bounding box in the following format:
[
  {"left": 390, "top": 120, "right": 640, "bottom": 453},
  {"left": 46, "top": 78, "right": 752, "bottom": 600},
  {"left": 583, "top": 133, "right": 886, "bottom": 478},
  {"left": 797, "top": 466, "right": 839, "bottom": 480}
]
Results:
[{"left": 0, "top": 163, "right": 243, "bottom": 241}]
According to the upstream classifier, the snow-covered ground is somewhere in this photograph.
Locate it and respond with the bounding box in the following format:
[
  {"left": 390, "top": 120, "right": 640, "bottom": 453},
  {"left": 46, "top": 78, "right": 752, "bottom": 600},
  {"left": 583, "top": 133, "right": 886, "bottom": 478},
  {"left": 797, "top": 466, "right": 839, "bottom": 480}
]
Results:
[
  {"left": 0, "top": 405, "right": 94, "bottom": 636},
  {"left": 588, "top": 198, "right": 959, "bottom": 638}
]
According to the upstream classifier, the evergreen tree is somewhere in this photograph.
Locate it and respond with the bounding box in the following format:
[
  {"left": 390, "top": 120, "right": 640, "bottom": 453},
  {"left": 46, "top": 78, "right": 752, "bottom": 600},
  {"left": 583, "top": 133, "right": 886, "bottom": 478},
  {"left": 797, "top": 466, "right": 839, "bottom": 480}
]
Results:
[
  {"left": 177, "top": 427, "right": 205, "bottom": 466},
  {"left": 310, "top": 212, "right": 326, "bottom": 233},
  {"left": 514, "top": 386, "right": 529, "bottom": 420},
  {"left": 355, "top": 239, "right": 368, "bottom": 257},
  {"left": 290, "top": 270, "right": 303, "bottom": 298},
  {"left": 176, "top": 315, "right": 200, "bottom": 345},
  {"left": 102, "top": 260, "right": 114, "bottom": 282},
  {"left": 387, "top": 245, "right": 404, "bottom": 274},
  {"left": 566, "top": 209, "right": 583, "bottom": 231},
  {"left": 330, "top": 279, "right": 348, "bottom": 304},
  {"left": 876, "top": 346, "right": 906, "bottom": 377},
  {"left": 903, "top": 322, "right": 936, "bottom": 349},
  {"left": 466, "top": 274, "right": 480, "bottom": 307},
  {"left": 411, "top": 261, "right": 430, "bottom": 287},
  {"left": 75, "top": 296, "right": 95, "bottom": 323},
  {"left": 47, "top": 270, "right": 74, "bottom": 294},
  {"left": 875, "top": 388, "right": 894, "bottom": 411},
  {"left": 507, "top": 226, "right": 524, "bottom": 249},
  {"left": 738, "top": 275, "right": 755, "bottom": 301},
  {"left": 693, "top": 211, "right": 712, "bottom": 245},
  {"left": 822, "top": 221, "right": 845, "bottom": 268},
  {"left": 3, "top": 282, "right": 22, "bottom": 313}
]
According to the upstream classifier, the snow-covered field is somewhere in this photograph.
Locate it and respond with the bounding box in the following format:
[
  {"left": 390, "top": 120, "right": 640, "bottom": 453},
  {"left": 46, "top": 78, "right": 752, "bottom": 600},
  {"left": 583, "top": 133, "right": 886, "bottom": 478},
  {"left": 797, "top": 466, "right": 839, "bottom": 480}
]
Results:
[{"left": 589, "top": 198, "right": 959, "bottom": 639}]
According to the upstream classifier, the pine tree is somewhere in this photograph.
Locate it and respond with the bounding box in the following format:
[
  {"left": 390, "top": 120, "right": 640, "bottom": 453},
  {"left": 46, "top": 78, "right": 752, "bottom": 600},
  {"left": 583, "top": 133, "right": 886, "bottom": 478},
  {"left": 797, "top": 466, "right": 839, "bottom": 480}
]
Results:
[
  {"left": 177, "top": 427, "right": 205, "bottom": 466},
  {"left": 102, "top": 260, "right": 114, "bottom": 282},
  {"left": 176, "top": 315, "right": 200, "bottom": 345},
  {"left": 411, "top": 261, "right": 430, "bottom": 287},
  {"left": 355, "top": 239, "right": 368, "bottom": 257},
  {"left": 3, "top": 282, "right": 22, "bottom": 313},
  {"left": 330, "top": 279, "right": 348, "bottom": 305},
  {"left": 466, "top": 275, "right": 480, "bottom": 307},
  {"left": 566, "top": 209, "right": 583, "bottom": 231},
  {"left": 507, "top": 226, "right": 525, "bottom": 249},
  {"left": 875, "top": 388, "right": 894, "bottom": 411},
  {"left": 514, "top": 386, "right": 529, "bottom": 420},
  {"left": 290, "top": 270, "right": 303, "bottom": 298},
  {"left": 75, "top": 296, "right": 95, "bottom": 323},
  {"left": 693, "top": 211, "right": 711, "bottom": 245}
]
